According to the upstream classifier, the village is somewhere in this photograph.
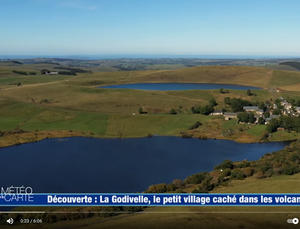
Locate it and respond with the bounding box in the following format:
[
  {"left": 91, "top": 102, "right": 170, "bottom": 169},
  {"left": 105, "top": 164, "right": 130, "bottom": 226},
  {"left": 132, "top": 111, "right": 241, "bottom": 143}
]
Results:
[{"left": 210, "top": 97, "right": 300, "bottom": 126}]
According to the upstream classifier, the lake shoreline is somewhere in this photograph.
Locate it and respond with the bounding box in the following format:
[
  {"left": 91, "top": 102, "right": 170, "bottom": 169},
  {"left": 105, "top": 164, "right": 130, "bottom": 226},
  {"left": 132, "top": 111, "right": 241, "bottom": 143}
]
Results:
[{"left": 0, "top": 129, "right": 292, "bottom": 149}]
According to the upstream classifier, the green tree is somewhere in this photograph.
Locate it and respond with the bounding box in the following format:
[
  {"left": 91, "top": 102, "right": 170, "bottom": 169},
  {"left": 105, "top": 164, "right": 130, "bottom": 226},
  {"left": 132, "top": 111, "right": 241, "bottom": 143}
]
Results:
[
  {"left": 189, "top": 121, "right": 202, "bottom": 130},
  {"left": 229, "top": 98, "right": 252, "bottom": 112},
  {"left": 247, "top": 89, "right": 253, "bottom": 96},
  {"left": 248, "top": 113, "right": 256, "bottom": 123},
  {"left": 200, "top": 105, "right": 214, "bottom": 115},
  {"left": 264, "top": 112, "right": 270, "bottom": 118},
  {"left": 169, "top": 108, "right": 177, "bottom": 115},
  {"left": 224, "top": 97, "right": 231, "bottom": 105},
  {"left": 238, "top": 112, "right": 249, "bottom": 123},
  {"left": 258, "top": 117, "right": 265, "bottom": 125},
  {"left": 215, "top": 160, "right": 234, "bottom": 170},
  {"left": 146, "top": 183, "right": 168, "bottom": 193},
  {"left": 209, "top": 98, "right": 217, "bottom": 107},
  {"left": 273, "top": 109, "right": 281, "bottom": 115},
  {"left": 258, "top": 102, "right": 267, "bottom": 112},
  {"left": 138, "top": 107, "right": 147, "bottom": 114},
  {"left": 185, "top": 172, "right": 208, "bottom": 185},
  {"left": 266, "top": 119, "right": 280, "bottom": 133},
  {"left": 231, "top": 169, "right": 245, "bottom": 180},
  {"left": 191, "top": 106, "right": 200, "bottom": 114},
  {"left": 191, "top": 176, "right": 214, "bottom": 193}
]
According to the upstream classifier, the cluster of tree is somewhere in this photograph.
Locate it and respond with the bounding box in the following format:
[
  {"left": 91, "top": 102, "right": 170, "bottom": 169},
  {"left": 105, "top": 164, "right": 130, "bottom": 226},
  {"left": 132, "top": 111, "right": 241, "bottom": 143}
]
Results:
[
  {"left": 191, "top": 105, "right": 214, "bottom": 115},
  {"left": 257, "top": 117, "right": 265, "bottom": 125},
  {"left": 219, "top": 88, "right": 229, "bottom": 94},
  {"left": 138, "top": 107, "right": 147, "bottom": 114},
  {"left": 146, "top": 183, "right": 175, "bottom": 193},
  {"left": 286, "top": 98, "right": 300, "bottom": 107},
  {"left": 191, "top": 98, "right": 217, "bottom": 115},
  {"left": 41, "top": 67, "right": 91, "bottom": 76},
  {"left": 169, "top": 108, "right": 177, "bottom": 115},
  {"left": 146, "top": 172, "right": 214, "bottom": 193},
  {"left": 272, "top": 109, "right": 281, "bottom": 115},
  {"left": 168, "top": 106, "right": 183, "bottom": 115},
  {"left": 0, "top": 128, "right": 27, "bottom": 137},
  {"left": 247, "top": 89, "right": 254, "bottom": 96},
  {"left": 41, "top": 69, "right": 59, "bottom": 75},
  {"left": 224, "top": 97, "right": 252, "bottom": 112},
  {"left": 2, "top": 60, "right": 23, "bottom": 65},
  {"left": 57, "top": 71, "right": 77, "bottom": 76},
  {"left": 257, "top": 101, "right": 268, "bottom": 112},
  {"left": 39, "top": 98, "right": 51, "bottom": 104},
  {"left": 274, "top": 99, "right": 284, "bottom": 109},
  {"left": 188, "top": 121, "right": 202, "bottom": 130},
  {"left": 237, "top": 112, "right": 256, "bottom": 123},
  {"left": 279, "top": 61, "right": 300, "bottom": 70},
  {"left": 267, "top": 116, "right": 300, "bottom": 133},
  {"left": 12, "top": 70, "right": 36, "bottom": 75},
  {"left": 11, "top": 60, "right": 23, "bottom": 65}
]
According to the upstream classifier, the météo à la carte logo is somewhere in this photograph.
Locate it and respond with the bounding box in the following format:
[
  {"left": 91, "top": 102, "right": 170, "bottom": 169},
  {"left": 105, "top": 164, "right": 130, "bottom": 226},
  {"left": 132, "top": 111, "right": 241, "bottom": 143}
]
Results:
[{"left": 0, "top": 186, "right": 34, "bottom": 202}]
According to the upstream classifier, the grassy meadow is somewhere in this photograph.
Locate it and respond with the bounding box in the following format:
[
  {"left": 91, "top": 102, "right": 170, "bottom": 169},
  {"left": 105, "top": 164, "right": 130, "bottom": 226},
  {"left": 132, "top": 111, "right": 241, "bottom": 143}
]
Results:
[{"left": 1, "top": 64, "right": 300, "bottom": 147}]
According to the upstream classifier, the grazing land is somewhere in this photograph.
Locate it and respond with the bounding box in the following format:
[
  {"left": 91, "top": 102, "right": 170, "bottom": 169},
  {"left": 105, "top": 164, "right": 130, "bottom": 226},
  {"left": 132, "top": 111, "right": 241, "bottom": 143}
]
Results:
[{"left": 1, "top": 60, "right": 300, "bottom": 147}]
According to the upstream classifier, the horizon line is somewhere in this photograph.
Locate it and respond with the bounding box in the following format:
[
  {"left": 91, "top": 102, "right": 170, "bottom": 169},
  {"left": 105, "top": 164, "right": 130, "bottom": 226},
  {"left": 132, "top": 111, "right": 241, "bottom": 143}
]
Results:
[{"left": 1, "top": 54, "right": 300, "bottom": 60}]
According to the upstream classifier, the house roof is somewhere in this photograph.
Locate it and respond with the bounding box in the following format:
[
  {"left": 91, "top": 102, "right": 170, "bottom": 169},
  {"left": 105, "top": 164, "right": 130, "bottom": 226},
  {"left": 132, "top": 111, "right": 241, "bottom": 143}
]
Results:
[
  {"left": 224, "top": 112, "right": 237, "bottom": 116},
  {"left": 243, "top": 106, "right": 259, "bottom": 110},
  {"left": 267, "top": 115, "right": 280, "bottom": 120}
]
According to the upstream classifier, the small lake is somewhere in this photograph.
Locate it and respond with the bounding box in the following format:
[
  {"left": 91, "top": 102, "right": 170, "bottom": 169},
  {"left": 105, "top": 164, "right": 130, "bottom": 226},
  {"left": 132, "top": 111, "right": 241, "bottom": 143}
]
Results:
[
  {"left": 100, "top": 83, "right": 260, "bottom": 91},
  {"left": 0, "top": 137, "right": 286, "bottom": 193}
]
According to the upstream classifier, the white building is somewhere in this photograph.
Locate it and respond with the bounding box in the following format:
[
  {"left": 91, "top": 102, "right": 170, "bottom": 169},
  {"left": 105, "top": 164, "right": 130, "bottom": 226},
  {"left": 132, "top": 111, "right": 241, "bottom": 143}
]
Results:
[
  {"left": 210, "top": 111, "right": 223, "bottom": 116},
  {"left": 265, "top": 115, "right": 280, "bottom": 124},
  {"left": 243, "top": 106, "right": 259, "bottom": 112},
  {"left": 48, "top": 71, "right": 58, "bottom": 75},
  {"left": 224, "top": 113, "right": 237, "bottom": 120},
  {"left": 243, "top": 106, "right": 264, "bottom": 115},
  {"left": 281, "top": 101, "right": 292, "bottom": 110}
]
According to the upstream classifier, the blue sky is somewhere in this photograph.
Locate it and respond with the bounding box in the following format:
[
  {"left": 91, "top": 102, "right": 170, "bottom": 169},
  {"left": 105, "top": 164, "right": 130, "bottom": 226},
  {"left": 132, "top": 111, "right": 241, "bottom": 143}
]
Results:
[{"left": 1, "top": 0, "right": 300, "bottom": 56}]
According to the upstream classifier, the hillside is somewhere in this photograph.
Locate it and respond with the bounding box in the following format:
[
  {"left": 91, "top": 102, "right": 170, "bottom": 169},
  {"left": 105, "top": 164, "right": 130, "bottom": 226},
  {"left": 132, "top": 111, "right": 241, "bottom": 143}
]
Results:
[
  {"left": 137, "top": 66, "right": 273, "bottom": 88},
  {"left": 279, "top": 61, "right": 300, "bottom": 71},
  {"left": 77, "top": 65, "right": 300, "bottom": 90},
  {"left": 1, "top": 65, "right": 300, "bottom": 147}
]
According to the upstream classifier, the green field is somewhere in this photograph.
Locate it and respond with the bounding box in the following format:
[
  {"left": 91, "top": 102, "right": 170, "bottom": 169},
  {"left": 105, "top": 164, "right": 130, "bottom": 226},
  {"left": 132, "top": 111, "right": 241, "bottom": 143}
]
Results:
[
  {"left": 0, "top": 100, "right": 107, "bottom": 135},
  {"left": 1, "top": 64, "right": 300, "bottom": 147},
  {"left": 213, "top": 173, "right": 300, "bottom": 193}
]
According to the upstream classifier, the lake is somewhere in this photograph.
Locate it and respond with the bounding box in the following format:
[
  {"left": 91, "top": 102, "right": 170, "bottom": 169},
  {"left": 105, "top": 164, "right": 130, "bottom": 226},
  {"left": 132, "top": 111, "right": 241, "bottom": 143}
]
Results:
[
  {"left": 0, "top": 137, "right": 286, "bottom": 193},
  {"left": 100, "top": 83, "right": 260, "bottom": 91}
]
